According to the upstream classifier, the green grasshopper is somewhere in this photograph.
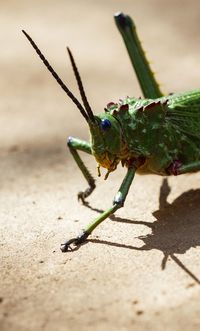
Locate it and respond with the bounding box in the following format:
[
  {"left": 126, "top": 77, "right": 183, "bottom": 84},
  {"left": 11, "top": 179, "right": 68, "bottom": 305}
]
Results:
[{"left": 23, "top": 12, "right": 200, "bottom": 252}]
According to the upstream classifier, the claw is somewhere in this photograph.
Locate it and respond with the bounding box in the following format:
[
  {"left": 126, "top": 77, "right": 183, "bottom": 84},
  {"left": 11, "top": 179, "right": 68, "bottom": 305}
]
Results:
[
  {"left": 60, "top": 238, "right": 77, "bottom": 252},
  {"left": 77, "top": 184, "right": 96, "bottom": 204},
  {"left": 77, "top": 191, "right": 86, "bottom": 204},
  {"left": 60, "top": 231, "right": 89, "bottom": 253}
]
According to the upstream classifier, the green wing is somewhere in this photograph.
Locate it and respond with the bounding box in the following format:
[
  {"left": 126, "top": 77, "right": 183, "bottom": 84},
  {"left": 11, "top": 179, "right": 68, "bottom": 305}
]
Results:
[{"left": 166, "top": 89, "right": 200, "bottom": 139}]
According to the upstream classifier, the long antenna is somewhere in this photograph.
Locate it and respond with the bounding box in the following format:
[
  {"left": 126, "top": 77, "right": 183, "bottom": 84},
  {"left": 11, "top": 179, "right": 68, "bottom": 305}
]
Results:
[
  {"left": 67, "top": 47, "right": 95, "bottom": 122},
  {"left": 22, "top": 30, "right": 89, "bottom": 122}
]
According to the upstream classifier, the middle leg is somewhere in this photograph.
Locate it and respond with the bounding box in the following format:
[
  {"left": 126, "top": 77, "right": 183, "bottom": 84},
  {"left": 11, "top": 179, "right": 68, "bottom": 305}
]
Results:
[{"left": 61, "top": 166, "right": 136, "bottom": 252}]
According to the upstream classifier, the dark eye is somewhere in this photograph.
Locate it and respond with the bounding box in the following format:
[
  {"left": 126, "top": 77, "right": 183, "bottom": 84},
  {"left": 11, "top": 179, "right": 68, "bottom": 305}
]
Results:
[{"left": 100, "top": 119, "right": 111, "bottom": 131}]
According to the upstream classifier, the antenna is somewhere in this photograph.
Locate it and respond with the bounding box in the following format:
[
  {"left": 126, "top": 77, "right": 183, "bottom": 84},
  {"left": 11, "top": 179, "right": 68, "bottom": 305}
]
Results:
[
  {"left": 22, "top": 30, "right": 89, "bottom": 122},
  {"left": 67, "top": 47, "right": 95, "bottom": 122}
]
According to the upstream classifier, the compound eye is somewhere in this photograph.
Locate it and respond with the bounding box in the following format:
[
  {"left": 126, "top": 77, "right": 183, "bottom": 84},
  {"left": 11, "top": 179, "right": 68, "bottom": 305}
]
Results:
[{"left": 100, "top": 118, "right": 111, "bottom": 131}]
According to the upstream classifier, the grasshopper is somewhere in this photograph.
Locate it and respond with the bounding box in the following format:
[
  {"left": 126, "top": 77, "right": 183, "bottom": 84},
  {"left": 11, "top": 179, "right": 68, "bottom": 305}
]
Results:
[{"left": 23, "top": 13, "right": 200, "bottom": 252}]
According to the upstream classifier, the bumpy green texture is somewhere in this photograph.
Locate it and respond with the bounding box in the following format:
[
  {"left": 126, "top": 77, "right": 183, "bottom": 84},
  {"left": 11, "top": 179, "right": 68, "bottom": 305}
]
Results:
[
  {"left": 22, "top": 12, "right": 200, "bottom": 251},
  {"left": 90, "top": 89, "right": 200, "bottom": 176},
  {"left": 62, "top": 13, "right": 200, "bottom": 250}
]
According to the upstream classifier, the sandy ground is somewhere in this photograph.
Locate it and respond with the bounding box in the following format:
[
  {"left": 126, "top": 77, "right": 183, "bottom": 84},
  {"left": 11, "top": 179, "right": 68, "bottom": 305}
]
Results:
[{"left": 1, "top": 0, "right": 200, "bottom": 330}]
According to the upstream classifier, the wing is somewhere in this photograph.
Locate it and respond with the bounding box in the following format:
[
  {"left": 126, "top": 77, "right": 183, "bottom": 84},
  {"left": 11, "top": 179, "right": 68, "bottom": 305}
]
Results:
[{"left": 166, "top": 89, "right": 200, "bottom": 140}]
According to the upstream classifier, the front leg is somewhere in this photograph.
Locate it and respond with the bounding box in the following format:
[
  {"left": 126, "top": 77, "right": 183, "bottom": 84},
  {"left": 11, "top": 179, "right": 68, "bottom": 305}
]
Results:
[
  {"left": 67, "top": 137, "right": 95, "bottom": 204},
  {"left": 61, "top": 167, "right": 136, "bottom": 252}
]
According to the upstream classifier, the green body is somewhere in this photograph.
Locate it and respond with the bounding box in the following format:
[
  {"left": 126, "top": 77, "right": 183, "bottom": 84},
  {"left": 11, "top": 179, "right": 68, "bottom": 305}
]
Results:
[
  {"left": 91, "top": 90, "right": 200, "bottom": 176},
  {"left": 23, "top": 12, "right": 200, "bottom": 251}
]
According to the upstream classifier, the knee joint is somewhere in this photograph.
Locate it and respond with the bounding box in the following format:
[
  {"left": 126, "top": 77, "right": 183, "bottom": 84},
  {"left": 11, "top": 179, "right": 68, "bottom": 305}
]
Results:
[
  {"left": 113, "top": 192, "right": 124, "bottom": 207},
  {"left": 67, "top": 136, "right": 74, "bottom": 147}
]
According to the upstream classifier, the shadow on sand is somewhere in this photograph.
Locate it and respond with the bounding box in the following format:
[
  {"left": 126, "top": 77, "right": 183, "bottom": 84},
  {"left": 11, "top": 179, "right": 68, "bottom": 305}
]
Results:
[{"left": 87, "top": 178, "right": 200, "bottom": 284}]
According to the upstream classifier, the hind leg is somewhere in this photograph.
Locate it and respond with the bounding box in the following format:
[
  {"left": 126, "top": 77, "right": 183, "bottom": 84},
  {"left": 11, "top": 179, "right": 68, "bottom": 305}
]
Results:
[{"left": 114, "top": 12, "right": 163, "bottom": 98}]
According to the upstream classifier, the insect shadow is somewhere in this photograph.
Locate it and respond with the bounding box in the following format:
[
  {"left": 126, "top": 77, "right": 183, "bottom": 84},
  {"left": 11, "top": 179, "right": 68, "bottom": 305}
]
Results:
[{"left": 88, "top": 178, "right": 200, "bottom": 284}]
